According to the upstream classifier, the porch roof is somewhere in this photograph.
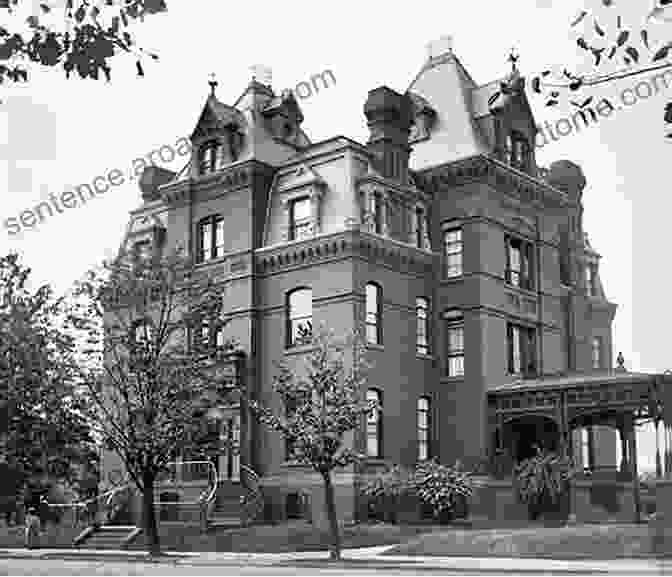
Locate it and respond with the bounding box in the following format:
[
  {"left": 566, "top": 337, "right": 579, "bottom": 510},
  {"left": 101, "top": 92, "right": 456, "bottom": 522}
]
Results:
[{"left": 487, "top": 369, "right": 658, "bottom": 395}]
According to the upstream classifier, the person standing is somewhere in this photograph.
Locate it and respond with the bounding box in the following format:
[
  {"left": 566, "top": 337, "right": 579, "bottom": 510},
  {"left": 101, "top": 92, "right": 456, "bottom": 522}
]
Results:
[{"left": 24, "top": 507, "right": 40, "bottom": 549}]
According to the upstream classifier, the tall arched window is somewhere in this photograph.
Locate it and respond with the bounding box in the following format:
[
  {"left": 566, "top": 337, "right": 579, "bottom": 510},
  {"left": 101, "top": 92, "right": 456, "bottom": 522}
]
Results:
[
  {"left": 417, "top": 396, "right": 431, "bottom": 461},
  {"left": 286, "top": 288, "right": 312, "bottom": 347},
  {"left": 367, "top": 388, "right": 383, "bottom": 458},
  {"left": 416, "top": 297, "right": 430, "bottom": 356},
  {"left": 365, "top": 282, "right": 382, "bottom": 345}
]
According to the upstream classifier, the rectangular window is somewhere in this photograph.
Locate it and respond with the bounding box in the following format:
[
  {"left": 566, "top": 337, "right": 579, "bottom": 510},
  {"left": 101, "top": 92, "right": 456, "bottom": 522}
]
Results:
[
  {"left": 417, "top": 397, "right": 430, "bottom": 462},
  {"left": 444, "top": 312, "right": 464, "bottom": 377},
  {"left": 506, "top": 236, "right": 534, "bottom": 290},
  {"left": 585, "top": 265, "right": 595, "bottom": 297},
  {"left": 289, "top": 197, "right": 312, "bottom": 241},
  {"left": 199, "top": 221, "right": 212, "bottom": 263},
  {"left": 132, "top": 240, "right": 152, "bottom": 263},
  {"left": 369, "top": 193, "right": 384, "bottom": 235},
  {"left": 416, "top": 297, "right": 430, "bottom": 356},
  {"left": 214, "top": 217, "right": 225, "bottom": 258},
  {"left": 443, "top": 228, "right": 463, "bottom": 278},
  {"left": 365, "top": 283, "right": 382, "bottom": 345},
  {"left": 367, "top": 389, "right": 382, "bottom": 458},
  {"left": 415, "top": 208, "right": 424, "bottom": 248},
  {"left": 507, "top": 323, "right": 537, "bottom": 376},
  {"left": 592, "top": 336, "right": 602, "bottom": 369}
]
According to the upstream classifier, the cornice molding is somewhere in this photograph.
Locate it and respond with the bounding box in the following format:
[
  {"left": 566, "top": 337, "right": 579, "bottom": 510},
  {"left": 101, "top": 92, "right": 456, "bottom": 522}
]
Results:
[
  {"left": 255, "top": 230, "right": 437, "bottom": 276},
  {"left": 417, "top": 154, "right": 572, "bottom": 211},
  {"left": 158, "top": 161, "right": 275, "bottom": 207}
]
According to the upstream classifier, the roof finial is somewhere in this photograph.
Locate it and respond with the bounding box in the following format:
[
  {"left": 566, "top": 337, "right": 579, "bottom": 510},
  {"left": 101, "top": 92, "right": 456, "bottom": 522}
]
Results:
[
  {"left": 208, "top": 72, "right": 218, "bottom": 97},
  {"left": 508, "top": 46, "right": 519, "bottom": 74},
  {"left": 616, "top": 352, "right": 626, "bottom": 372}
]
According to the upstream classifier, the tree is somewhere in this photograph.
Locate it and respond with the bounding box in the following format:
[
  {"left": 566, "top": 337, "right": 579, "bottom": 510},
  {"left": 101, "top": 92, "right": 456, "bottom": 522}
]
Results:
[
  {"left": 250, "top": 325, "right": 374, "bottom": 561},
  {"left": 488, "top": 2, "right": 672, "bottom": 133},
  {"left": 0, "top": 0, "right": 167, "bottom": 87},
  {"left": 0, "top": 252, "right": 96, "bottom": 515},
  {"left": 65, "top": 248, "right": 237, "bottom": 555}
]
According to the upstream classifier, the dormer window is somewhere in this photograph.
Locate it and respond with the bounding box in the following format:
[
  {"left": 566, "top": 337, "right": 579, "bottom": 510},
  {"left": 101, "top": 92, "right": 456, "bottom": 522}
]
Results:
[
  {"left": 132, "top": 239, "right": 152, "bottom": 260},
  {"left": 227, "top": 127, "right": 243, "bottom": 162},
  {"left": 199, "top": 140, "right": 220, "bottom": 175},
  {"left": 504, "top": 131, "right": 530, "bottom": 172},
  {"left": 289, "top": 196, "right": 312, "bottom": 241}
]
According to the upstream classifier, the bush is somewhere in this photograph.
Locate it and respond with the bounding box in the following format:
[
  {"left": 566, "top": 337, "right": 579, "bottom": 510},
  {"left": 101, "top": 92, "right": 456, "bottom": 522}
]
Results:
[
  {"left": 361, "top": 465, "right": 411, "bottom": 523},
  {"left": 409, "top": 460, "right": 474, "bottom": 522},
  {"left": 514, "top": 448, "right": 575, "bottom": 520},
  {"left": 361, "top": 460, "right": 474, "bottom": 524}
]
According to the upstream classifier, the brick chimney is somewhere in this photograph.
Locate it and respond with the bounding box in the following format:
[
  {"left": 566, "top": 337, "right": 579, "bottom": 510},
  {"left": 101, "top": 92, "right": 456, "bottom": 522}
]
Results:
[{"left": 364, "top": 86, "right": 413, "bottom": 184}]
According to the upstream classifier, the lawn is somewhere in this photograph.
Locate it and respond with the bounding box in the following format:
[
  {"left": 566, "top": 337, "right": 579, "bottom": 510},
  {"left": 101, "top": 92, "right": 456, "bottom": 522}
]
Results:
[
  {"left": 129, "top": 520, "right": 441, "bottom": 553},
  {"left": 0, "top": 520, "right": 440, "bottom": 553},
  {"left": 0, "top": 522, "right": 87, "bottom": 549},
  {"left": 385, "top": 524, "right": 666, "bottom": 559}
]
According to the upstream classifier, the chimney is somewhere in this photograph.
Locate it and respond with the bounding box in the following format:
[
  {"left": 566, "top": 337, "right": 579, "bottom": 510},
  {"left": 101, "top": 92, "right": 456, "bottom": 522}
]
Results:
[
  {"left": 363, "top": 86, "right": 413, "bottom": 184},
  {"left": 426, "top": 35, "right": 453, "bottom": 63},
  {"left": 545, "top": 160, "right": 586, "bottom": 202}
]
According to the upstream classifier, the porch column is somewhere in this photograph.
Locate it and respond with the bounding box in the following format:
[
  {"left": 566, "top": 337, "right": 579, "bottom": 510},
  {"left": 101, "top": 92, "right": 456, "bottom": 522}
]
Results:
[
  {"left": 667, "top": 423, "right": 672, "bottom": 476},
  {"left": 619, "top": 425, "right": 629, "bottom": 474},
  {"left": 667, "top": 424, "right": 672, "bottom": 476},
  {"left": 625, "top": 413, "right": 641, "bottom": 523},
  {"left": 656, "top": 419, "right": 663, "bottom": 478}
]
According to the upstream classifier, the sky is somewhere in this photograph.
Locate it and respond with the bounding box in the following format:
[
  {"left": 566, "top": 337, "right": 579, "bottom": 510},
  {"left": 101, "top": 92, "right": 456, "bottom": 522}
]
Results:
[{"left": 0, "top": 0, "right": 669, "bottom": 471}]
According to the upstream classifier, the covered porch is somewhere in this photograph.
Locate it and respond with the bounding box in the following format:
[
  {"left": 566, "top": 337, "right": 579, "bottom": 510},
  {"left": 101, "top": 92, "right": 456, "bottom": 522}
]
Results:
[{"left": 485, "top": 364, "right": 672, "bottom": 523}]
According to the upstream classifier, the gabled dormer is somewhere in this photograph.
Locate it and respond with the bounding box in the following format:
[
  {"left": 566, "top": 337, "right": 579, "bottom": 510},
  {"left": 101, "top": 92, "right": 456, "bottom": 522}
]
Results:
[
  {"left": 472, "top": 62, "right": 538, "bottom": 176},
  {"left": 190, "top": 82, "right": 249, "bottom": 179}
]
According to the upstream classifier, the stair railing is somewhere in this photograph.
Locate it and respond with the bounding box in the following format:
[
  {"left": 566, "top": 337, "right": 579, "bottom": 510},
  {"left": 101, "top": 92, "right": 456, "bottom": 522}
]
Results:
[
  {"left": 43, "top": 460, "right": 218, "bottom": 528},
  {"left": 240, "top": 463, "right": 264, "bottom": 526}
]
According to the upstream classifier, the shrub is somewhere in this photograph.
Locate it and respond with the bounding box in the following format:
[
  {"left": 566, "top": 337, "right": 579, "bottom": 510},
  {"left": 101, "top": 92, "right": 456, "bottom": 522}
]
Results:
[
  {"left": 361, "top": 460, "right": 474, "bottom": 523},
  {"left": 409, "top": 459, "right": 474, "bottom": 522},
  {"left": 360, "top": 465, "right": 411, "bottom": 523},
  {"left": 514, "top": 448, "right": 575, "bottom": 520}
]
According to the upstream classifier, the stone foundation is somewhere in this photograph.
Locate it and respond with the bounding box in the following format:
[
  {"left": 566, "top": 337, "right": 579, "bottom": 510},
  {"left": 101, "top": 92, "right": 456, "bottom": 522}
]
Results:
[{"left": 260, "top": 466, "right": 356, "bottom": 530}]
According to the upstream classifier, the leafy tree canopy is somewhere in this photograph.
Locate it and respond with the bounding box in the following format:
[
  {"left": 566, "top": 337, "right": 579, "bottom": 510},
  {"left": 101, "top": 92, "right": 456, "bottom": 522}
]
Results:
[
  {"left": 0, "top": 252, "right": 97, "bottom": 502},
  {"left": 65, "top": 248, "right": 238, "bottom": 553},
  {"left": 0, "top": 0, "right": 167, "bottom": 86}
]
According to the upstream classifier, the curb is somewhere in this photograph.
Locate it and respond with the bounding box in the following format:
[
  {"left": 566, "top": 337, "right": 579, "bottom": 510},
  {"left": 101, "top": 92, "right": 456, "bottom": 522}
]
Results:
[{"left": 0, "top": 548, "right": 668, "bottom": 574}]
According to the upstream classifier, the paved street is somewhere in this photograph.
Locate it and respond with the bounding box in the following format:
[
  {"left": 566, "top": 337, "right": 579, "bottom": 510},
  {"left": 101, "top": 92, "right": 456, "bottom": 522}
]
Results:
[{"left": 0, "top": 551, "right": 668, "bottom": 576}]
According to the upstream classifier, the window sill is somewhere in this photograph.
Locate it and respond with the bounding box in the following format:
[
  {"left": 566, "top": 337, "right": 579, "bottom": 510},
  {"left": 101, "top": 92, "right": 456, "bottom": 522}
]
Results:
[
  {"left": 284, "top": 343, "right": 316, "bottom": 356},
  {"left": 440, "top": 275, "right": 464, "bottom": 285},
  {"left": 194, "top": 254, "right": 228, "bottom": 268},
  {"left": 416, "top": 353, "right": 433, "bottom": 361},
  {"left": 441, "top": 375, "right": 465, "bottom": 383},
  {"left": 363, "top": 457, "right": 387, "bottom": 466},
  {"left": 366, "top": 343, "right": 384, "bottom": 352},
  {"left": 504, "top": 283, "right": 537, "bottom": 297},
  {"left": 281, "top": 460, "right": 311, "bottom": 470}
]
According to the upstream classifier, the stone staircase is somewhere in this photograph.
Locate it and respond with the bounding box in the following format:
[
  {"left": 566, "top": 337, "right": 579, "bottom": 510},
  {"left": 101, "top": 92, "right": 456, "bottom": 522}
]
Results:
[
  {"left": 208, "top": 481, "right": 244, "bottom": 529},
  {"left": 74, "top": 525, "right": 140, "bottom": 550}
]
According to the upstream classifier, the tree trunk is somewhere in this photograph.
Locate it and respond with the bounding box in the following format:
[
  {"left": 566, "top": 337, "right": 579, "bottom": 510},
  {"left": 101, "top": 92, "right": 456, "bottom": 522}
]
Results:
[
  {"left": 322, "top": 471, "right": 341, "bottom": 561},
  {"left": 142, "top": 470, "right": 160, "bottom": 555}
]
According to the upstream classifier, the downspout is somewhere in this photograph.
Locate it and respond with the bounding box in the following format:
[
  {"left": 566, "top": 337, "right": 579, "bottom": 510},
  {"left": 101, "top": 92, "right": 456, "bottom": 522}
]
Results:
[{"left": 535, "top": 212, "right": 543, "bottom": 376}]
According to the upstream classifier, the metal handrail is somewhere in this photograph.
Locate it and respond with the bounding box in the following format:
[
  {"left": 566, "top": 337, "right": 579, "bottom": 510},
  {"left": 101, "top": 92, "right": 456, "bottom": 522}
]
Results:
[{"left": 43, "top": 460, "right": 218, "bottom": 510}]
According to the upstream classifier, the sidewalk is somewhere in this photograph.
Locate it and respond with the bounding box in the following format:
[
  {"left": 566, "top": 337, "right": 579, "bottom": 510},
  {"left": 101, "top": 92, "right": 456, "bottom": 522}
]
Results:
[{"left": 0, "top": 546, "right": 668, "bottom": 574}]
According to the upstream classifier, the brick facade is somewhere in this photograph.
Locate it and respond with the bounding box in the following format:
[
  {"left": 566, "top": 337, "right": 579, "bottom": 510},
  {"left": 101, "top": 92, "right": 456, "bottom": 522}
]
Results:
[{"left": 104, "top": 39, "right": 619, "bottom": 525}]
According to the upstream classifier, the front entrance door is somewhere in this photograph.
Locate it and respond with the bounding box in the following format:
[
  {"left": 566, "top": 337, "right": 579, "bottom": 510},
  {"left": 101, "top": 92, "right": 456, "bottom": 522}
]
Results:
[{"left": 217, "top": 411, "right": 241, "bottom": 482}]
